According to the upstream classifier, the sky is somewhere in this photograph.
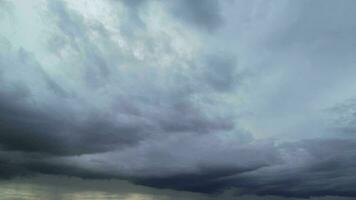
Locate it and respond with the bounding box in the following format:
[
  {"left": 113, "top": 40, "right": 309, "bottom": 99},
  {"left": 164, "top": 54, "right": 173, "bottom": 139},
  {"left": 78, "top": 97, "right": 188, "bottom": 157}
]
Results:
[{"left": 1, "top": 0, "right": 356, "bottom": 199}]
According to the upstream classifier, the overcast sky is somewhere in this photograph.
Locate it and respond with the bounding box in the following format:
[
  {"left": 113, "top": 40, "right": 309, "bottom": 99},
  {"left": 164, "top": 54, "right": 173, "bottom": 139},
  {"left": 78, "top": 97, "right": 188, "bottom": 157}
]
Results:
[{"left": 1, "top": 0, "right": 356, "bottom": 199}]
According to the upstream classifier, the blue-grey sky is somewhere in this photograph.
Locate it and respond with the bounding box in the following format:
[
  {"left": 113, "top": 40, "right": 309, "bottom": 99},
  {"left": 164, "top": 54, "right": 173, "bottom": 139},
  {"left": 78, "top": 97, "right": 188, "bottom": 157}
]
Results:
[{"left": 1, "top": 0, "right": 356, "bottom": 199}]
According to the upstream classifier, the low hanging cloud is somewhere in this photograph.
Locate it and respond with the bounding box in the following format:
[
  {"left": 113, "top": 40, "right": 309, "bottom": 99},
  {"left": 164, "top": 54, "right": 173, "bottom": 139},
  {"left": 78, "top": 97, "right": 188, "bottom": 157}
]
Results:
[{"left": 1, "top": 0, "right": 356, "bottom": 199}]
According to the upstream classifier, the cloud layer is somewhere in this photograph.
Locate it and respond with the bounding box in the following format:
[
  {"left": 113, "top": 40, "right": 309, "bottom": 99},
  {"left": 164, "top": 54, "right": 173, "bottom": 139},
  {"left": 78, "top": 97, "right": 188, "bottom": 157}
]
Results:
[{"left": 1, "top": 0, "right": 356, "bottom": 198}]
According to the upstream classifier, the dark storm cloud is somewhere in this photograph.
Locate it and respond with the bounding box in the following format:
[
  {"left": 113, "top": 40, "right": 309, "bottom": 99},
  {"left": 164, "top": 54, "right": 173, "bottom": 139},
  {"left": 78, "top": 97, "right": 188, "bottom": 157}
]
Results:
[
  {"left": 0, "top": 48, "right": 237, "bottom": 156},
  {"left": 132, "top": 163, "right": 266, "bottom": 194},
  {"left": 0, "top": 47, "right": 145, "bottom": 156},
  {"left": 208, "top": 138, "right": 356, "bottom": 198},
  {"left": 0, "top": 155, "right": 29, "bottom": 179},
  {"left": 0, "top": 0, "right": 239, "bottom": 175},
  {"left": 0, "top": 91, "right": 144, "bottom": 156},
  {"left": 104, "top": 138, "right": 356, "bottom": 197},
  {"left": 3, "top": 137, "right": 352, "bottom": 198},
  {"left": 1, "top": 0, "right": 356, "bottom": 199}
]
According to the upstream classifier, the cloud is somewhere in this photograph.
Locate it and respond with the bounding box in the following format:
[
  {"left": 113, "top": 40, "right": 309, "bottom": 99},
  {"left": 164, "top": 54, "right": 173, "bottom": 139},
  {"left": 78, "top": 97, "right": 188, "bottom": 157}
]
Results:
[
  {"left": 0, "top": 0, "right": 13, "bottom": 18},
  {"left": 0, "top": 42, "right": 147, "bottom": 156},
  {"left": 215, "top": 138, "right": 356, "bottom": 197},
  {"left": 166, "top": 0, "right": 224, "bottom": 32},
  {"left": 0, "top": 0, "right": 242, "bottom": 175},
  {"left": 1, "top": 0, "right": 356, "bottom": 199}
]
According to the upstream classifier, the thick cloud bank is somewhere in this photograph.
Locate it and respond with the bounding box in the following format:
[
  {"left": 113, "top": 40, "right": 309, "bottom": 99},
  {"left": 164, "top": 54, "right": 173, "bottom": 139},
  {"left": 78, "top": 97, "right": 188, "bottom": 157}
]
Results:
[{"left": 1, "top": 0, "right": 356, "bottom": 198}]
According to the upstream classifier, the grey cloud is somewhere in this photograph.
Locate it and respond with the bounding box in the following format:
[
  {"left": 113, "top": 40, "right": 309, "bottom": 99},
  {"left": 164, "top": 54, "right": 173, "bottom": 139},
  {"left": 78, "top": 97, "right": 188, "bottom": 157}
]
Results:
[
  {"left": 327, "top": 99, "right": 356, "bottom": 136},
  {"left": 167, "top": 0, "right": 224, "bottom": 31},
  {"left": 120, "top": 0, "right": 225, "bottom": 31},
  {"left": 44, "top": 0, "right": 240, "bottom": 134},
  {"left": 214, "top": 138, "right": 356, "bottom": 197},
  {"left": 1, "top": 0, "right": 356, "bottom": 199},
  {"left": 0, "top": 0, "right": 241, "bottom": 173},
  {"left": 0, "top": 46, "right": 145, "bottom": 156},
  {"left": 0, "top": 0, "right": 13, "bottom": 18},
  {"left": 3, "top": 137, "right": 356, "bottom": 198},
  {"left": 223, "top": 0, "right": 356, "bottom": 141},
  {"left": 47, "top": 0, "right": 87, "bottom": 47},
  {"left": 201, "top": 53, "right": 239, "bottom": 92},
  {"left": 47, "top": 0, "right": 111, "bottom": 88},
  {"left": 124, "top": 139, "right": 356, "bottom": 197},
  {"left": 0, "top": 91, "right": 145, "bottom": 156}
]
